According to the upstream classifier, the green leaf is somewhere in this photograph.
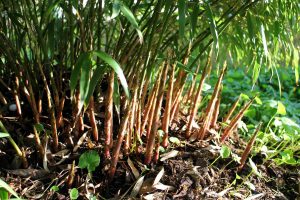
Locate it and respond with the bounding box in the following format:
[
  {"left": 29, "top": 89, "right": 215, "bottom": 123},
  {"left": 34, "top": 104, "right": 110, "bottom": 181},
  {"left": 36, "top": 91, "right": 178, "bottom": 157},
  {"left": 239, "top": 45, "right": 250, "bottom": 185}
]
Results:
[
  {"left": 178, "top": 0, "right": 186, "bottom": 39},
  {"left": 169, "top": 137, "right": 180, "bottom": 145},
  {"left": 0, "top": 178, "right": 20, "bottom": 199},
  {"left": 79, "top": 54, "right": 93, "bottom": 110},
  {"left": 292, "top": 47, "right": 299, "bottom": 85},
  {"left": 70, "top": 188, "right": 79, "bottom": 200},
  {"left": 50, "top": 185, "right": 59, "bottom": 192},
  {"left": 260, "top": 24, "right": 269, "bottom": 58},
  {"left": 277, "top": 101, "right": 286, "bottom": 115},
  {"left": 70, "top": 52, "right": 90, "bottom": 97},
  {"left": 205, "top": 3, "right": 219, "bottom": 59},
  {"left": 0, "top": 188, "right": 8, "bottom": 200},
  {"left": 120, "top": 4, "right": 143, "bottom": 43},
  {"left": 190, "top": 3, "right": 199, "bottom": 38},
  {"left": 93, "top": 51, "right": 130, "bottom": 99},
  {"left": 78, "top": 150, "right": 100, "bottom": 174},
  {"left": 111, "top": 0, "right": 121, "bottom": 20},
  {"left": 34, "top": 123, "right": 44, "bottom": 132},
  {"left": 0, "top": 132, "right": 10, "bottom": 138},
  {"left": 220, "top": 145, "right": 231, "bottom": 158}
]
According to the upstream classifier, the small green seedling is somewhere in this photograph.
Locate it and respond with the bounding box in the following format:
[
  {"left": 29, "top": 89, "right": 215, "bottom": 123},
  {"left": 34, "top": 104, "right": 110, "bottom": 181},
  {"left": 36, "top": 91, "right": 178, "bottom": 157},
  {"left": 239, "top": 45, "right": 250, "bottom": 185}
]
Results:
[
  {"left": 210, "top": 145, "right": 231, "bottom": 166},
  {"left": 78, "top": 150, "right": 100, "bottom": 177},
  {"left": 70, "top": 188, "right": 79, "bottom": 200}
]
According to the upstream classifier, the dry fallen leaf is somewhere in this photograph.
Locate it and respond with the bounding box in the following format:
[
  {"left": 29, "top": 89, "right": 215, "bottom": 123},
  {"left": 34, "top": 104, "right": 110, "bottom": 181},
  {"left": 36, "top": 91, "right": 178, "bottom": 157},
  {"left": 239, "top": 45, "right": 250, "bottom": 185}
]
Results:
[
  {"left": 160, "top": 150, "right": 179, "bottom": 161},
  {"left": 127, "top": 157, "right": 140, "bottom": 179}
]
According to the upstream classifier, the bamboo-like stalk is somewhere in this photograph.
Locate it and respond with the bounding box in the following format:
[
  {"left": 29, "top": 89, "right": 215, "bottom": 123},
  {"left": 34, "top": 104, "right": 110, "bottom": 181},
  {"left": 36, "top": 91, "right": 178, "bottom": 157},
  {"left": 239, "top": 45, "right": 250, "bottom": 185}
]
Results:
[
  {"left": 109, "top": 100, "right": 131, "bottom": 179},
  {"left": 145, "top": 62, "right": 169, "bottom": 164},
  {"left": 0, "top": 91, "right": 7, "bottom": 105},
  {"left": 210, "top": 87, "right": 222, "bottom": 129},
  {"left": 56, "top": 95, "right": 65, "bottom": 129},
  {"left": 104, "top": 72, "right": 114, "bottom": 158},
  {"left": 238, "top": 122, "right": 262, "bottom": 170},
  {"left": 0, "top": 121, "right": 28, "bottom": 168},
  {"left": 14, "top": 76, "right": 22, "bottom": 116},
  {"left": 184, "top": 63, "right": 201, "bottom": 104},
  {"left": 33, "top": 125, "right": 45, "bottom": 158},
  {"left": 198, "top": 63, "right": 227, "bottom": 140},
  {"left": 141, "top": 68, "right": 163, "bottom": 137},
  {"left": 37, "top": 61, "right": 58, "bottom": 152},
  {"left": 223, "top": 95, "right": 241, "bottom": 123},
  {"left": 220, "top": 96, "right": 256, "bottom": 143},
  {"left": 185, "top": 56, "right": 210, "bottom": 138},
  {"left": 161, "top": 62, "right": 175, "bottom": 147},
  {"left": 125, "top": 84, "right": 138, "bottom": 155},
  {"left": 88, "top": 96, "right": 98, "bottom": 141}
]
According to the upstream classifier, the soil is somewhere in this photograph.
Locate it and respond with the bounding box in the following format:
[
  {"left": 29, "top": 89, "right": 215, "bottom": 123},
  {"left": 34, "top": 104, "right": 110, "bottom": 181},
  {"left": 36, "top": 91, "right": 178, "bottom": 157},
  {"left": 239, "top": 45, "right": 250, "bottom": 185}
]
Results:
[
  {"left": 0, "top": 115, "right": 299, "bottom": 200},
  {"left": 0, "top": 94, "right": 299, "bottom": 200}
]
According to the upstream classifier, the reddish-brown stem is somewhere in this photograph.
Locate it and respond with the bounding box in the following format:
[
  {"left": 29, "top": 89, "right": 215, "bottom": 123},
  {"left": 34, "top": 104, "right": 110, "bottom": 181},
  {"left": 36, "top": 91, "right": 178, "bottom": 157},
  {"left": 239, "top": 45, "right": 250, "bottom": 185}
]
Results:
[
  {"left": 210, "top": 89, "right": 222, "bottom": 129},
  {"left": 33, "top": 126, "right": 45, "bottom": 158},
  {"left": 198, "top": 63, "right": 227, "bottom": 140},
  {"left": 14, "top": 76, "right": 22, "bottom": 116},
  {"left": 145, "top": 62, "right": 169, "bottom": 165},
  {"left": 161, "top": 62, "right": 175, "bottom": 147},
  {"left": 88, "top": 96, "right": 98, "bottom": 141},
  {"left": 104, "top": 72, "right": 114, "bottom": 158},
  {"left": 185, "top": 57, "right": 210, "bottom": 138},
  {"left": 109, "top": 100, "right": 131, "bottom": 179},
  {"left": 56, "top": 95, "right": 65, "bottom": 129},
  {"left": 220, "top": 96, "right": 256, "bottom": 143},
  {"left": 223, "top": 95, "right": 241, "bottom": 123},
  {"left": 0, "top": 91, "right": 7, "bottom": 105},
  {"left": 238, "top": 122, "right": 262, "bottom": 170}
]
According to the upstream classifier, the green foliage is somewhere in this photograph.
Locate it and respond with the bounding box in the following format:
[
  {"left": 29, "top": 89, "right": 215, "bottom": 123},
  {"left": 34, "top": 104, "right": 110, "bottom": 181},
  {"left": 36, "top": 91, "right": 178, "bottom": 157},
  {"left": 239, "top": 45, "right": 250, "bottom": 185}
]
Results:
[
  {"left": 220, "top": 145, "right": 231, "bottom": 159},
  {"left": 0, "top": 178, "right": 21, "bottom": 199},
  {"left": 70, "top": 188, "right": 79, "bottom": 200},
  {"left": 78, "top": 150, "right": 100, "bottom": 174}
]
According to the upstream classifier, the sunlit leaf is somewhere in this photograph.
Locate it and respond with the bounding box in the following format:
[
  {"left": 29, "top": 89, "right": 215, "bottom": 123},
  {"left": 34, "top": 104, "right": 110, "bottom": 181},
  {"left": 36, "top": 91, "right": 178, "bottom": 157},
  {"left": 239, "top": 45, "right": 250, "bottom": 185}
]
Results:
[
  {"left": 277, "top": 101, "right": 286, "bottom": 115},
  {"left": 220, "top": 145, "right": 231, "bottom": 158},
  {"left": 205, "top": 3, "right": 219, "bottom": 59},
  {"left": 78, "top": 150, "right": 100, "bottom": 174},
  {"left": 70, "top": 188, "right": 79, "bottom": 200},
  {"left": 0, "top": 132, "right": 10, "bottom": 138},
  {"left": 0, "top": 178, "right": 20, "bottom": 199},
  {"left": 120, "top": 4, "right": 143, "bottom": 43}
]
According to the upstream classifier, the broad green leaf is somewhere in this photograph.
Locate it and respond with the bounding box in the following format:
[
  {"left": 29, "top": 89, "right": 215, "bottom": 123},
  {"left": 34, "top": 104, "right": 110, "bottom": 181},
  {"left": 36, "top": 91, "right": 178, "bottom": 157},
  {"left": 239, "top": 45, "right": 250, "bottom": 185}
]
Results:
[
  {"left": 178, "top": 0, "right": 186, "bottom": 39},
  {"left": 277, "top": 101, "right": 286, "bottom": 115},
  {"left": 0, "top": 188, "right": 8, "bottom": 200},
  {"left": 0, "top": 132, "right": 10, "bottom": 138},
  {"left": 70, "top": 52, "right": 90, "bottom": 97},
  {"left": 292, "top": 47, "right": 299, "bottom": 85},
  {"left": 260, "top": 24, "right": 268, "bottom": 58},
  {"left": 120, "top": 4, "right": 143, "bottom": 43},
  {"left": 190, "top": 3, "right": 199, "bottom": 38},
  {"left": 246, "top": 12, "right": 255, "bottom": 44},
  {"left": 205, "top": 3, "right": 219, "bottom": 59},
  {"left": 78, "top": 150, "right": 100, "bottom": 174},
  {"left": 70, "top": 188, "right": 79, "bottom": 200},
  {"left": 220, "top": 145, "right": 231, "bottom": 158},
  {"left": 79, "top": 55, "right": 93, "bottom": 110},
  {"left": 93, "top": 51, "right": 130, "bottom": 98},
  {"left": 252, "top": 61, "right": 260, "bottom": 85},
  {"left": 0, "top": 178, "right": 20, "bottom": 199}
]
